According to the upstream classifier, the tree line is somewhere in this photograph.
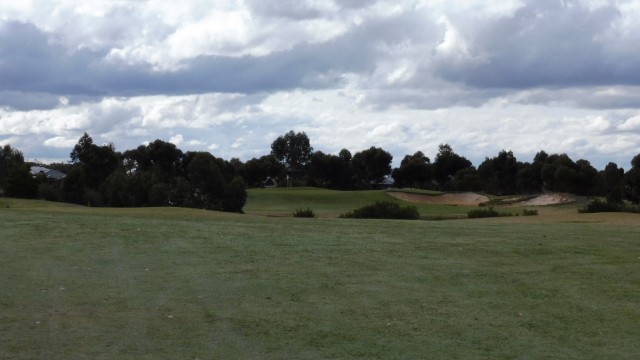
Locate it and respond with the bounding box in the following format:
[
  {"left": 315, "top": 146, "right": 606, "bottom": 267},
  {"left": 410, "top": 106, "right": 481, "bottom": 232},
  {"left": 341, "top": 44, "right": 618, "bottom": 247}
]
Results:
[{"left": 1, "top": 130, "right": 640, "bottom": 212}]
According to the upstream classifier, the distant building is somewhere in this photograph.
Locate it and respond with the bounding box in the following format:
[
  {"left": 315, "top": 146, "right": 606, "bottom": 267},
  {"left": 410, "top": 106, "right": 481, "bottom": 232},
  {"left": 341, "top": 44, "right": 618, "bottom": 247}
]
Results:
[
  {"left": 261, "top": 177, "right": 278, "bottom": 188},
  {"left": 371, "top": 175, "right": 395, "bottom": 190},
  {"left": 30, "top": 166, "right": 66, "bottom": 182}
]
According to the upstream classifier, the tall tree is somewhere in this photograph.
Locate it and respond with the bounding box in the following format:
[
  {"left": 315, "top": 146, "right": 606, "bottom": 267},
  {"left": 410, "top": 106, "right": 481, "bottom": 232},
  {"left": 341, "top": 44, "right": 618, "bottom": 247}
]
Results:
[
  {"left": 3, "top": 163, "right": 38, "bottom": 198},
  {"left": 242, "top": 155, "right": 286, "bottom": 187},
  {"left": 308, "top": 151, "right": 354, "bottom": 190},
  {"left": 602, "top": 162, "right": 625, "bottom": 202},
  {"left": 433, "top": 144, "right": 472, "bottom": 188},
  {"left": 185, "top": 152, "right": 225, "bottom": 210},
  {"left": 351, "top": 146, "right": 393, "bottom": 187},
  {"left": 270, "top": 130, "right": 314, "bottom": 174},
  {"left": 0, "top": 144, "right": 25, "bottom": 192},
  {"left": 625, "top": 154, "right": 640, "bottom": 204},
  {"left": 478, "top": 150, "right": 519, "bottom": 195},
  {"left": 222, "top": 177, "right": 248, "bottom": 213},
  {"left": 573, "top": 159, "right": 599, "bottom": 196},
  {"left": 69, "top": 133, "right": 119, "bottom": 190},
  {"left": 392, "top": 151, "right": 432, "bottom": 189}
]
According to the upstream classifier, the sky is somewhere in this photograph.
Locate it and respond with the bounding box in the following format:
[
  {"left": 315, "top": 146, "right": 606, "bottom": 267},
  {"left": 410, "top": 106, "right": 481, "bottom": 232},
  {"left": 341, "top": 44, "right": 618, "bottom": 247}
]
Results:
[{"left": 1, "top": 0, "right": 639, "bottom": 170}]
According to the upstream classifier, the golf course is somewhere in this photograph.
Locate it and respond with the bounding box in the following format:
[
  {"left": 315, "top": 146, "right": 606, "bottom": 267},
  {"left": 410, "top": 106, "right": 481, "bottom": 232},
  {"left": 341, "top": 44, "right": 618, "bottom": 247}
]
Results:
[{"left": 1, "top": 188, "right": 639, "bottom": 359}]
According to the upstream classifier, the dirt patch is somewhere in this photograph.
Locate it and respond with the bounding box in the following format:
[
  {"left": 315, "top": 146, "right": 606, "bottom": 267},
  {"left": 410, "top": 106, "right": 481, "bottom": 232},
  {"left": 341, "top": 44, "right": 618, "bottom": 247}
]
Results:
[
  {"left": 388, "top": 192, "right": 489, "bottom": 206},
  {"left": 512, "top": 193, "right": 575, "bottom": 206}
]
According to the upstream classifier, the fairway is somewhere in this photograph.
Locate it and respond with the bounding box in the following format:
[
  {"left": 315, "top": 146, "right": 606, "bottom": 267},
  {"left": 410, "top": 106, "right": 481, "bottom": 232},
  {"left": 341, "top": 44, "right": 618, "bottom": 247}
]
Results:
[
  {"left": 244, "top": 187, "right": 477, "bottom": 217},
  {"left": 1, "top": 198, "right": 639, "bottom": 359}
]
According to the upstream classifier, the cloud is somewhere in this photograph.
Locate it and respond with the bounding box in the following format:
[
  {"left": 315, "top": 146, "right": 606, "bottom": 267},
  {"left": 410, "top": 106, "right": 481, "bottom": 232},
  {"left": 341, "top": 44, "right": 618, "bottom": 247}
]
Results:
[
  {"left": 618, "top": 115, "right": 640, "bottom": 132},
  {"left": 168, "top": 134, "right": 184, "bottom": 145},
  {"left": 43, "top": 136, "right": 78, "bottom": 148},
  {"left": 1, "top": 0, "right": 640, "bottom": 171},
  {"left": 432, "top": 0, "right": 640, "bottom": 88}
]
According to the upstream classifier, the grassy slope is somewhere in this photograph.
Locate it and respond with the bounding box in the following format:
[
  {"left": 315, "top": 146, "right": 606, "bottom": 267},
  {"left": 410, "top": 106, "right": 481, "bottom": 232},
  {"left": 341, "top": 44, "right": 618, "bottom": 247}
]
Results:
[
  {"left": 1, "top": 198, "right": 639, "bottom": 359},
  {"left": 245, "top": 187, "right": 476, "bottom": 217}
]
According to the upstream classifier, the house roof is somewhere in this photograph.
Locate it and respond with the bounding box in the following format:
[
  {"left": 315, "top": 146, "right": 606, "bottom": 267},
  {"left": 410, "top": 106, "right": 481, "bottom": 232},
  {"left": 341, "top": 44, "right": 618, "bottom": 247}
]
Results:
[{"left": 30, "top": 166, "right": 67, "bottom": 181}]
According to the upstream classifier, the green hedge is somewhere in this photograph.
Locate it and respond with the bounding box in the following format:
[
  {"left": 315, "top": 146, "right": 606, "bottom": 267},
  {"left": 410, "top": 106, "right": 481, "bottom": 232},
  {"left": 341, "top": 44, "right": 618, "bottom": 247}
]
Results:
[{"left": 340, "top": 201, "right": 420, "bottom": 220}]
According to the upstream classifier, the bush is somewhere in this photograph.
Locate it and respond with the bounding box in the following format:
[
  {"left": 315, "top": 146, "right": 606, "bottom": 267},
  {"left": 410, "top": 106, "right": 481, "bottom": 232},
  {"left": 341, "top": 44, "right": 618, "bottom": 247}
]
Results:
[
  {"left": 340, "top": 201, "right": 420, "bottom": 220},
  {"left": 293, "top": 207, "right": 316, "bottom": 218},
  {"left": 468, "top": 207, "right": 539, "bottom": 218},
  {"left": 467, "top": 206, "right": 502, "bottom": 218},
  {"left": 578, "top": 199, "right": 639, "bottom": 213}
]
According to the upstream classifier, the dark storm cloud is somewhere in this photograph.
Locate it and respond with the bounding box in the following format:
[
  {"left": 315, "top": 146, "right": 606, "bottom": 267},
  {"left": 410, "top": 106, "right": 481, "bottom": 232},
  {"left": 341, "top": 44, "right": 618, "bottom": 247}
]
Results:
[
  {"left": 246, "top": 0, "right": 329, "bottom": 19},
  {"left": 0, "top": 91, "right": 61, "bottom": 110},
  {"left": 2, "top": 1, "right": 639, "bottom": 114},
  {"left": 0, "top": 19, "right": 376, "bottom": 100},
  {"left": 0, "top": 22, "right": 105, "bottom": 97},
  {"left": 433, "top": 0, "right": 640, "bottom": 89},
  {"left": 0, "top": 11, "right": 432, "bottom": 106},
  {"left": 246, "top": 0, "right": 372, "bottom": 19}
]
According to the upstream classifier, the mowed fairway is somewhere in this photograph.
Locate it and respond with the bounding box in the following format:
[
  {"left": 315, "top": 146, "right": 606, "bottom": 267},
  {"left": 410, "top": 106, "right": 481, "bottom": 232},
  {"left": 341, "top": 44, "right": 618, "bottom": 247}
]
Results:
[{"left": 1, "top": 197, "right": 639, "bottom": 359}]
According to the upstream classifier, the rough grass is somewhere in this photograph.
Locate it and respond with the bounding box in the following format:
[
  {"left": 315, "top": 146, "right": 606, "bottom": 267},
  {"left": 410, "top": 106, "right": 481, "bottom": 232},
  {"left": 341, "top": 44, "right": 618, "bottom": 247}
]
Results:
[{"left": 1, "top": 198, "right": 639, "bottom": 359}]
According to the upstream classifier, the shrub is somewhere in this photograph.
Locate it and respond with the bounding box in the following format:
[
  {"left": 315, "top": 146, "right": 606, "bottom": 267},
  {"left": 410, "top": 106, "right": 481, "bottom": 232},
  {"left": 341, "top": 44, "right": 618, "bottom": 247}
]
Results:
[
  {"left": 340, "top": 201, "right": 420, "bottom": 220},
  {"left": 521, "top": 209, "right": 538, "bottom": 216},
  {"left": 578, "top": 199, "right": 639, "bottom": 213},
  {"left": 293, "top": 207, "right": 316, "bottom": 218},
  {"left": 467, "top": 206, "right": 501, "bottom": 218},
  {"left": 467, "top": 206, "right": 516, "bottom": 219}
]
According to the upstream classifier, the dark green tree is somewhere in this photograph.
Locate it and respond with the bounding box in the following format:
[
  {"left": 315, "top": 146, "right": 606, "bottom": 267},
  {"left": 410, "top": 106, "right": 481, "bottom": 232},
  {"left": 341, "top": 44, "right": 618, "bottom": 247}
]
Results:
[
  {"left": 1, "top": 145, "right": 29, "bottom": 197},
  {"left": 3, "top": 163, "right": 38, "bottom": 198},
  {"left": 573, "top": 159, "right": 599, "bottom": 196},
  {"left": 625, "top": 154, "right": 640, "bottom": 204},
  {"left": 351, "top": 146, "right": 392, "bottom": 188},
  {"left": 433, "top": 144, "right": 472, "bottom": 188},
  {"left": 1, "top": 144, "right": 25, "bottom": 189},
  {"left": 540, "top": 154, "right": 575, "bottom": 192},
  {"left": 270, "top": 130, "right": 314, "bottom": 175},
  {"left": 222, "top": 176, "right": 248, "bottom": 213},
  {"left": 478, "top": 150, "right": 519, "bottom": 195},
  {"left": 450, "top": 167, "right": 482, "bottom": 191},
  {"left": 392, "top": 151, "right": 432, "bottom": 189},
  {"left": 185, "top": 152, "right": 225, "bottom": 210},
  {"left": 602, "top": 162, "right": 625, "bottom": 202},
  {"left": 62, "top": 167, "right": 85, "bottom": 204},
  {"left": 242, "top": 155, "right": 285, "bottom": 187},
  {"left": 307, "top": 151, "right": 354, "bottom": 190},
  {"left": 339, "top": 148, "right": 352, "bottom": 163},
  {"left": 70, "top": 133, "right": 119, "bottom": 190},
  {"left": 145, "top": 139, "right": 184, "bottom": 181}
]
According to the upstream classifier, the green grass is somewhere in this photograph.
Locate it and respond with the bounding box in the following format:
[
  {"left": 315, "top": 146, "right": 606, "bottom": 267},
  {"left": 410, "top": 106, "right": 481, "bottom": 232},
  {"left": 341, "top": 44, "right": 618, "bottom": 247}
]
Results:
[
  {"left": 1, "top": 198, "right": 639, "bottom": 359},
  {"left": 386, "top": 188, "right": 443, "bottom": 195},
  {"left": 245, "top": 187, "right": 476, "bottom": 217}
]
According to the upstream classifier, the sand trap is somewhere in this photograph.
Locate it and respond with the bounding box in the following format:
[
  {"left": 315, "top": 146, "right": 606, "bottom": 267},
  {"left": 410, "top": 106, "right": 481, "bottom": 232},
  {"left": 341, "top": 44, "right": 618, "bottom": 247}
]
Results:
[
  {"left": 388, "top": 192, "right": 490, "bottom": 206},
  {"left": 512, "top": 193, "right": 575, "bottom": 206}
]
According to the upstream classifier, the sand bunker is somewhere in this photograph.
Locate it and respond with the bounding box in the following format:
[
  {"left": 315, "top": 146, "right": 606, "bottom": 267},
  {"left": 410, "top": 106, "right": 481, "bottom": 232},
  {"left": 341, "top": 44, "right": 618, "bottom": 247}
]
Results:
[
  {"left": 388, "top": 192, "right": 489, "bottom": 206},
  {"left": 512, "top": 193, "right": 575, "bottom": 206},
  {"left": 389, "top": 191, "right": 576, "bottom": 207}
]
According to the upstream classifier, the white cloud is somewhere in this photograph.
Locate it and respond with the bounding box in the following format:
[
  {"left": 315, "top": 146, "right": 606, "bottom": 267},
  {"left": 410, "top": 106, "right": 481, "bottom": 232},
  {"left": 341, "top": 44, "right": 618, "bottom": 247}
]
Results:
[
  {"left": 618, "top": 115, "right": 640, "bottom": 131},
  {"left": 168, "top": 134, "right": 183, "bottom": 145},
  {"left": 231, "top": 138, "right": 244, "bottom": 149},
  {"left": 584, "top": 115, "right": 611, "bottom": 133},
  {"left": 188, "top": 139, "right": 206, "bottom": 146},
  {"left": 43, "top": 136, "right": 77, "bottom": 148}
]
